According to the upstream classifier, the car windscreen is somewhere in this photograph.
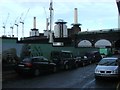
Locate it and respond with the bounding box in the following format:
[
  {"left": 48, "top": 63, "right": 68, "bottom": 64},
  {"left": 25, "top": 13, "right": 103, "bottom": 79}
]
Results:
[
  {"left": 98, "top": 58, "right": 118, "bottom": 66},
  {"left": 22, "top": 58, "right": 31, "bottom": 63},
  {"left": 62, "top": 52, "right": 72, "bottom": 58},
  {"left": 51, "top": 52, "right": 60, "bottom": 59}
]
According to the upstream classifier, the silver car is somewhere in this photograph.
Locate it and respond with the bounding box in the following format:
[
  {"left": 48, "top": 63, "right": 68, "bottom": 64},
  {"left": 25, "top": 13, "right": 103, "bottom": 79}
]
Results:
[{"left": 95, "top": 57, "right": 120, "bottom": 79}]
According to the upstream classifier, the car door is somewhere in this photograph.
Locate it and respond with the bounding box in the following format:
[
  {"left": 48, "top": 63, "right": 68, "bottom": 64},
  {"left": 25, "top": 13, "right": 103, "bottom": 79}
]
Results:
[
  {"left": 32, "top": 58, "right": 43, "bottom": 70},
  {"left": 118, "top": 59, "right": 120, "bottom": 75}
]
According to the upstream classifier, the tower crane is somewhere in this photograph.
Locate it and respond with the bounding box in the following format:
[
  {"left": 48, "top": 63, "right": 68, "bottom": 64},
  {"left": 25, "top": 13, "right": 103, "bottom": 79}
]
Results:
[
  {"left": 20, "top": 8, "right": 30, "bottom": 38},
  {"left": 14, "top": 17, "right": 19, "bottom": 37},
  {"left": 10, "top": 19, "right": 17, "bottom": 37},
  {"left": 49, "top": 0, "right": 53, "bottom": 32},
  {"left": 49, "top": 0, "right": 54, "bottom": 43},
  {"left": 10, "top": 23, "right": 14, "bottom": 37},
  {"left": 2, "top": 13, "right": 10, "bottom": 36},
  {"left": 43, "top": 7, "right": 49, "bottom": 32},
  {"left": 15, "top": 13, "right": 24, "bottom": 37}
]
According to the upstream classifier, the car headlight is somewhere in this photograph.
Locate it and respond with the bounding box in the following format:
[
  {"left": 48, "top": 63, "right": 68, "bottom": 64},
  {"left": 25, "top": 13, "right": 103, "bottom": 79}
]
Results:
[
  {"left": 95, "top": 69, "right": 100, "bottom": 73},
  {"left": 112, "top": 69, "right": 118, "bottom": 74}
]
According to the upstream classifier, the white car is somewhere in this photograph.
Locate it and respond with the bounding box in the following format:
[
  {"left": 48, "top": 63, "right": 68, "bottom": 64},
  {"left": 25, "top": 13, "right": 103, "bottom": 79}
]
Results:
[{"left": 95, "top": 57, "right": 120, "bottom": 79}]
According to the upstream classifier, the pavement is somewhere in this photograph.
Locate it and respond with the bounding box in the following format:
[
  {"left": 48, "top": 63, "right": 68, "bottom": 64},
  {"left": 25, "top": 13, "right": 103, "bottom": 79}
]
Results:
[{"left": 2, "top": 70, "right": 17, "bottom": 82}]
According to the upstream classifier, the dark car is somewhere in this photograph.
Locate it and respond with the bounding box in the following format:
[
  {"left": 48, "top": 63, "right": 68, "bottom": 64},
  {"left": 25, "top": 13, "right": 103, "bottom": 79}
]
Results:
[
  {"left": 85, "top": 51, "right": 102, "bottom": 63},
  {"left": 75, "top": 51, "right": 102, "bottom": 66},
  {"left": 15, "top": 56, "right": 57, "bottom": 76},
  {"left": 75, "top": 56, "right": 90, "bottom": 66},
  {"left": 50, "top": 50, "right": 78, "bottom": 70}
]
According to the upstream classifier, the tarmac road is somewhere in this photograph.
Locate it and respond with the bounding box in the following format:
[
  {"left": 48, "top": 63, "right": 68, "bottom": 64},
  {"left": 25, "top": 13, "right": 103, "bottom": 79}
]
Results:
[{"left": 2, "top": 64, "right": 120, "bottom": 89}]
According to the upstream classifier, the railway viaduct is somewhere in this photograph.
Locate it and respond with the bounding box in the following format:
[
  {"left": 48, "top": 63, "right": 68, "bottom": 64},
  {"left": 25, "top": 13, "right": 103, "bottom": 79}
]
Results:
[{"left": 76, "top": 29, "right": 120, "bottom": 49}]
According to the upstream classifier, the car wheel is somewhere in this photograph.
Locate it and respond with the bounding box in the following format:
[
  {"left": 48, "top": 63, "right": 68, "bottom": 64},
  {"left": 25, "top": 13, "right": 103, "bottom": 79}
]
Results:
[
  {"left": 89, "top": 61, "right": 92, "bottom": 64},
  {"left": 75, "top": 63, "right": 79, "bottom": 68},
  {"left": 34, "top": 69, "right": 40, "bottom": 76},
  {"left": 82, "top": 63, "right": 85, "bottom": 66},
  {"left": 53, "top": 66, "right": 57, "bottom": 73},
  {"left": 95, "top": 76, "right": 99, "bottom": 80},
  {"left": 64, "top": 64, "right": 69, "bottom": 70}
]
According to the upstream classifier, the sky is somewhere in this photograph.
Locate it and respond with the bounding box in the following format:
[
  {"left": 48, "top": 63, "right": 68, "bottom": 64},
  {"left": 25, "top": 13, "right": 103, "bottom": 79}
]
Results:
[{"left": 0, "top": 0, "right": 119, "bottom": 39}]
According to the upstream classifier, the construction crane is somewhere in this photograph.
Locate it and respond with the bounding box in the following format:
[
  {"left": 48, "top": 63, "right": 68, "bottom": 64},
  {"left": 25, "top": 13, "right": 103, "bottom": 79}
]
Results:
[
  {"left": 14, "top": 17, "right": 19, "bottom": 37},
  {"left": 10, "top": 23, "right": 14, "bottom": 37},
  {"left": 15, "top": 13, "right": 24, "bottom": 37},
  {"left": 20, "top": 8, "right": 30, "bottom": 38},
  {"left": 2, "top": 13, "right": 10, "bottom": 36},
  {"left": 49, "top": 0, "right": 54, "bottom": 43},
  {"left": 10, "top": 19, "right": 16, "bottom": 37},
  {"left": 49, "top": 0, "right": 53, "bottom": 32},
  {"left": 43, "top": 7, "right": 49, "bottom": 37}
]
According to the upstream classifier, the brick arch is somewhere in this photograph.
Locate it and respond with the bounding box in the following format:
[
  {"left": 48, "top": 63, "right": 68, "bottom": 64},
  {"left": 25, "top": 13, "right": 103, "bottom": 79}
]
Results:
[
  {"left": 95, "top": 39, "right": 112, "bottom": 48},
  {"left": 78, "top": 40, "right": 92, "bottom": 47},
  {"left": 115, "top": 39, "right": 120, "bottom": 48}
]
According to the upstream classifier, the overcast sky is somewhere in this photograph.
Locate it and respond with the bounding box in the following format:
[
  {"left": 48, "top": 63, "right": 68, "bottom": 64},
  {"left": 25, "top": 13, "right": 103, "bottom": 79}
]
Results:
[{"left": 0, "top": 0, "right": 119, "bottom": 38}]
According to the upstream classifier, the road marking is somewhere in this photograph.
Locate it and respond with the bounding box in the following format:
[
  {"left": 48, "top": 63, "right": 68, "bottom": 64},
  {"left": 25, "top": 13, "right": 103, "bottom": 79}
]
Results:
[
  {"left": 116, "top": 81, "right": 120, "bottom": 90},
  {"left": 82, "top": 79, "right": 95, "bottom": 88}
]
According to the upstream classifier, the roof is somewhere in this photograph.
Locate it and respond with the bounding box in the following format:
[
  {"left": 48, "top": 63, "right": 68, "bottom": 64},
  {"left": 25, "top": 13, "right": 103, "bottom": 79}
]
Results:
[{"left": 103, "top": 57, "right": 118, "bottom": 60}]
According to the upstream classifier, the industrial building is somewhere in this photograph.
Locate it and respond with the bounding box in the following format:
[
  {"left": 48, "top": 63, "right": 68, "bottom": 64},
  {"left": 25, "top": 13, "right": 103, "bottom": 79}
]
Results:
[{"left": 1, "top": 0, "right": 120, "bottom": 64}]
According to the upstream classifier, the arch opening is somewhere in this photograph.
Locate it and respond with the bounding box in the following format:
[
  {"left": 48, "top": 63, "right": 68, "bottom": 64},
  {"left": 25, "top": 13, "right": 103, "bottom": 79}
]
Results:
[
  {"left": 95, "top": 39, "right": 112, "bottom": 48},
  {"left": 78, "top": 40, "right": 92, "bottom": 47},
  {"left": 115, "top": 40, "right": 120, "bottom": 48}
]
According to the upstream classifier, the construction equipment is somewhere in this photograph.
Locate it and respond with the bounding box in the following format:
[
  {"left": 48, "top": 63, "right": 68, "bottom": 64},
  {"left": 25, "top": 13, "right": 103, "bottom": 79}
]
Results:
[
  {"left": 20, "top": 8, "right": 30, "bottom": 38},
  {"left": 10, "top": 23, "right": 14, "bottom": 37},
  {"left": 2, "top": 13, "right": 10, "bottom": 36},
  {"left": 49, "top": 0, "right": 54, "bottom": 43},
  {"left": 15, "top": 13, "right": 24, "bottom": 37}
]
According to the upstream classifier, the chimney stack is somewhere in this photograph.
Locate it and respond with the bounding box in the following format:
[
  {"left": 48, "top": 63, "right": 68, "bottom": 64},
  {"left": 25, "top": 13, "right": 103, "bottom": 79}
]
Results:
[
  {"left": 34, "top": 17, "right": 36, "bottom": 29},
  {"left": 30, "top": 17, "right": 39, "bottom": 37},
  {"left": 46, "top": 18, "right": 49, "bottom": 30},
  {"left": 74, "top": 8, "right": 78, "bottom": 24}
]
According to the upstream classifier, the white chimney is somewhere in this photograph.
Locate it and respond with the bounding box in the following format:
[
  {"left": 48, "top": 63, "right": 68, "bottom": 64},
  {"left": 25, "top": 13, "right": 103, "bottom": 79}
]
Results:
[
  {"left": 46, "top": 18, "right": 49, "bottom": 30},
  {"left": 74, "top": 8, "right": 78, "bottom": 24},
  {"left": 49, "top": 32, "right": 53, "bottom": 43},
  {"left": 34, "top": 17, "right": 36, "bottom": 29}
]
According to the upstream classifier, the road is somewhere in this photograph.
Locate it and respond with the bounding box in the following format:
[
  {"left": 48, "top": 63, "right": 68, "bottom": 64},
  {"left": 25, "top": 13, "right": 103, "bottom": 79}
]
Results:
[{"left": 2, "top": 64, "right": 120, "bottom": 89}]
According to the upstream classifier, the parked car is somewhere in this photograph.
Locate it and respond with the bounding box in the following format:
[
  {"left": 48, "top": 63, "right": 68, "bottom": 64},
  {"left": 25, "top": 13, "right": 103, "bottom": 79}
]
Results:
[
  {"left": 75, "top": 51, "right": 102, "bottom": 66},
  {"left": 50, "top": 50, "right": 78, "bottom": 70},
  {"left": 85, "top": 51, "right": 102, "bottom": 63},
  {"left": 75, "top": 56, "right": 90, "bottom": 66},
  {"left": 15, "top": 56, "right": 57, "bottom": 76},
  {"left": 95, "top": 57, "right": 120, "bottom": 80}
]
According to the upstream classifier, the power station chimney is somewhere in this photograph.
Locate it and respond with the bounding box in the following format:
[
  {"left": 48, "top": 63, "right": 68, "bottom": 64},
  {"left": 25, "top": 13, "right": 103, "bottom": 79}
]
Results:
[
  {"left": 30, "top": 17, "right": 39, "bottom": 36},
  {"left": 116, "top": 0, "right": 120, "bottom": 29},
  {"left": 34, "top": 17, "right": 36, "bottom": 29},
  {"left": 46, "top": 18, "right": 49, "bottom": 30},
  {"left": 71, "top": 8, "right": 81, "bottom": 34},
  {"left": 74, "top": 8, "right": 78, "bottom": 24}
]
